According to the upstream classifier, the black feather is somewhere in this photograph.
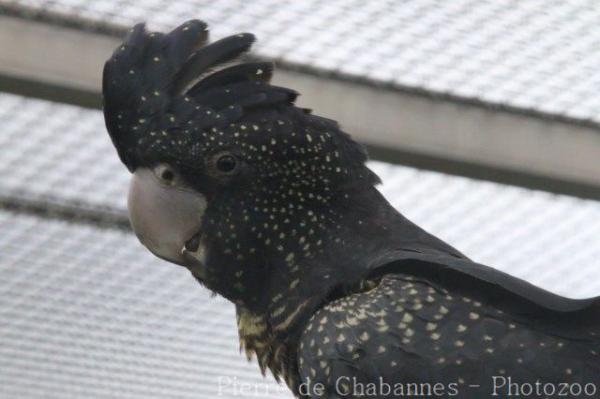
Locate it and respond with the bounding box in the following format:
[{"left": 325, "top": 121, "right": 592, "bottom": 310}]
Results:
[
  {"left": 192, "top": 81, "right": 297, "bottom": 110},
  {"left": 103, "top": 20, "right": 209, "bottom": 169},
  {"left": 164, "top": 20, "right": 209, "bottom": 66},
  {"left": 171, "top": 33, "right": 256, "bottom": 95},
  {"left": 187, "top": 62, "right": 274, "bottom": 95}
]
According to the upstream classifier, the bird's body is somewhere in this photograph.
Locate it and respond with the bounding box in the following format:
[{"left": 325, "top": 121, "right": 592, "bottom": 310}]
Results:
[
  {"left": 233, "top": 189, "right": 600, "bottom": 397},
  {"left": 102, "top": 20, "right": 600, "bottom": 398}
]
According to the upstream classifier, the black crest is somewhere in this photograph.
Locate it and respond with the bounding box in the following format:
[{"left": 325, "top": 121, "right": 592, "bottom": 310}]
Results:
[
  {"left": 103, "top": 19, "right": 379, "bottom": 191},
  {"left": 103, "top": 20, "right": 296, "bottom": 171}
]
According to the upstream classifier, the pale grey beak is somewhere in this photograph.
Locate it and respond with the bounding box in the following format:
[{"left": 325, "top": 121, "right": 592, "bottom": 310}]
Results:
[{"left": 127, "top": 168, "right": 206, "bottom": 267}]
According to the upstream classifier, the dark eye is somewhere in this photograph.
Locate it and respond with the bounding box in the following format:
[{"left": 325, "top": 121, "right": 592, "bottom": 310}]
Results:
[
  {"left": 215, "top": 154, "right": 238, "bottom": 174},
  {"left": 161, "top": 169, "right": 174, "bottom": 182}
]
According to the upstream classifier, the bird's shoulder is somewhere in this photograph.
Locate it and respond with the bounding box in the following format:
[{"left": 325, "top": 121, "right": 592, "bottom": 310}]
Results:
[
  {"left": 297, "top": 273, "right": 498, "bottom": 384},
  {"left": 296, "top": 273, "right": 600, "bottom": 397}
]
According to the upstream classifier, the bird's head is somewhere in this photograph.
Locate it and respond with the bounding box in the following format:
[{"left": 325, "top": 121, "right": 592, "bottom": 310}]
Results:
[{"left": 103, "top": 20, "right": 381, "bottom": 307}]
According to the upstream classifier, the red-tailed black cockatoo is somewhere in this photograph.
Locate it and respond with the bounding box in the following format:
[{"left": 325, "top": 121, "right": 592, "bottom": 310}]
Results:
[{"left": 102, "top": 20, "right": 600, "bottom": 399}]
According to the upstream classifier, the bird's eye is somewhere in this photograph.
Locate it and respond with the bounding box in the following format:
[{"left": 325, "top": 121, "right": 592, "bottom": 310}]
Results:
[
  {"left": 215, "top": 154, "right": 238, "bottom": 174},
  {"left": 161, "top": 169, "right": 174, "bottom": 182},
  {"left": 154, "top": 164, "right": 177, "bottom": 185}
]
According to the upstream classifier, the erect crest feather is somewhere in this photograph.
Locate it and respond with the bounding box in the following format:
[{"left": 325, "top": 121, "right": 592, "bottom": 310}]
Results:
[{"left": 102, "top": 19, "right": 295, "bottom": 170}]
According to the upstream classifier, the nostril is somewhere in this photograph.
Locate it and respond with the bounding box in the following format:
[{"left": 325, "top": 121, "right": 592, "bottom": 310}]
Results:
[{"left": 185, "top": 234, "right": 201, "bottom": 252}]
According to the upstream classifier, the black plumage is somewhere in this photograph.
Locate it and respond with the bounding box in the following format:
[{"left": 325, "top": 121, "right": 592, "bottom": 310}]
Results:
[
  {"left": 103, "top": 20, "right": 600, "bottom": 398},
  {"left": 299, "top": 274, "right": 600, "bottom": 398}
]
